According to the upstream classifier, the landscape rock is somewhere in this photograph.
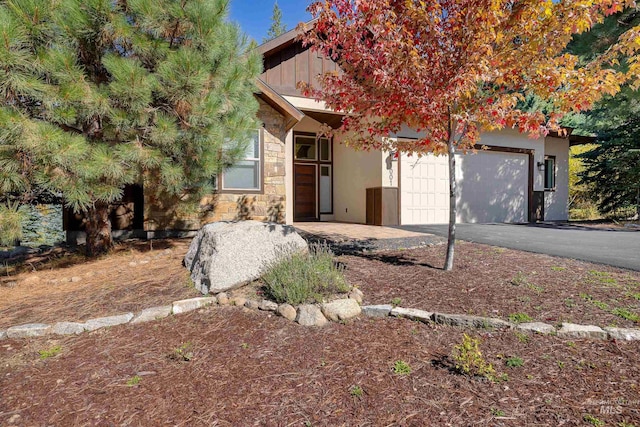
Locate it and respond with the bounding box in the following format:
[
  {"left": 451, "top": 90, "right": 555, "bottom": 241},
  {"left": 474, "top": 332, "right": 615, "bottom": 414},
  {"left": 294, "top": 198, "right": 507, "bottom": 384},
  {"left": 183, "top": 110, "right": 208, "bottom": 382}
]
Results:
[
  {"left": 172, "top": 297, "right": 216, "bottom": 314},
  {"left": 132, "top": 305, "right": 173, "bottom": 324},
  {"left": 296, "top": 304, "right": 328, "bottom": 327},
  {"left": 7, "top": 323, "right": 51, "bottom": 338},
  {"left": 362, "top": 304, "right": 393, "bottom": 318},
  {"left": 184, "top": 221, "right": 308, "bottom": 294},
  {"left": 230, "top": 297, "right": 246, "bottom": 307},
  {"left": 390, "top": 307, "right": 433, "bottom": 323},
  {"left": 52, "top": 322, "right": 85, "bottom": 335},
  {"left": 604, "top": 327, "right": 640, "bottom": 341},
  {"left": 433, "top": 313, "right": 513, "bottom": 329},
  {"left": 70, "top": 276, "right": 82, "bottom": 283},
  {"left": 259, "top": 300, "right": 278, "bottom": 311},
  {"left": 245, "top": 299, "right": 259, "bottom": 310},
  {"left": 348, "top": 288, "right": 364, "bottom": 304},
  {"left": 516, "top": 322, "right": 556, "bottom": 334},
  {"left": 277, "top": 304, "right": 297, "bottom": 321},
  {"left": 84, "top": 313, "right": 134, "bottom": 331},
  {"left": 557, "top": 323, "right": 607, "bottom": 340},
  {"left": 0, "top": 329, "right": 7, "bottom": 340},
  {"left": 216, "top": 293, "right": 229, "bottom": 305},
  {"left": 321, "top": 299, "right": 361, "bottom": 322}
]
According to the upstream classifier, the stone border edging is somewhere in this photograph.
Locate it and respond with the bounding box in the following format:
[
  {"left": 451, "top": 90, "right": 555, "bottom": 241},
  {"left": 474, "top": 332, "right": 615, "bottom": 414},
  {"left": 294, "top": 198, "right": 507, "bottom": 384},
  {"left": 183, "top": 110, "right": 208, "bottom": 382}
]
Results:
[
  {"left": 361, "top": 305, "right": 640, "bottom": 341},
  {"left": 0, "top": 288, "right": 366, "bottom": 340},
  {"left": 2, "top": 293, "right": 639, "bottom": 342}
]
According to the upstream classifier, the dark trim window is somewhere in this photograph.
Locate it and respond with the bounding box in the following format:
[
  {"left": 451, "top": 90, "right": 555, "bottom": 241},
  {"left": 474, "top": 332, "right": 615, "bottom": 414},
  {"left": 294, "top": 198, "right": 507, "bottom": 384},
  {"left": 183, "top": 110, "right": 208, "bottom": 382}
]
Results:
[
  {"left": 544, "top": 155, "right": 556, "bottom": 191},
  {"left": 221, "top": 129, "right": 263, "bottom": 193}
]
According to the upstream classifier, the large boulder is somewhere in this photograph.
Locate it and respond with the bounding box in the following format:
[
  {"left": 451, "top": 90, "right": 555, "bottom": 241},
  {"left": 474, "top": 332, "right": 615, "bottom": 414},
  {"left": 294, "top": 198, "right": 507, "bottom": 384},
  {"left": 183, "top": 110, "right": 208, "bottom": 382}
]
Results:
[{"left": 184, "top": 221, "right": 308, "bottom": 294}]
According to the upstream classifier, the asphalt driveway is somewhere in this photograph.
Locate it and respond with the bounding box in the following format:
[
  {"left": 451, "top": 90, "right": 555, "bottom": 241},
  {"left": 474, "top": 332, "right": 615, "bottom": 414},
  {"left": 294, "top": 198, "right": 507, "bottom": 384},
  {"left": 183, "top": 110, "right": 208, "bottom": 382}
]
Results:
[{"left": 398, "top": 223, "right": 640, "bottom": 271}]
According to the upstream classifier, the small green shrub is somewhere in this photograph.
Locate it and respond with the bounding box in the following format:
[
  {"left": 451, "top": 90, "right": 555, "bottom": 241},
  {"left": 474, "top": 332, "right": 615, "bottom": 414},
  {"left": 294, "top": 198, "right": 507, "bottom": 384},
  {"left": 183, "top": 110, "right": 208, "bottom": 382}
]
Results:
[
  {"left": 38, "top": 345, "right": 62, "bottom": 360},
  {"left": 508, "top": 313, "right": 533, "bottom": 323},
  {"left": 390, "top": 297, "right": 403, "bottom": 307},
  {"left": 262, "top": 244, "right": 349, "bottom": 305},
  {"left": 514, "top": 331, "right": 530, "bottom": 343},
  {"left": 393, "top": 360, "right": 411, "bottom": 375},
  {"left": 169, "top": 342, "right": 193, "bottom": 362},
  {"left": 126, "top": 375, "right": 142, "bottom": 386},
  {"left": 491, "top": 408, "right": 505, "bottom": 417},
  {"left": 612, "top": 307, "right": 640, "bottom": 322},
  {"left": 349, "top": 385, "right": 364, "bottom": 398},
  {"left": 583, "top": 414, "right": 604, "bottom": 427},
  {"left": 505, "top": 356, "right": 524, "bottom": 368},
  {"left": 452, "top": 334, "right": 497, "bottom": 381},
  {"left": 509, "top": 271, "right": 529, "bottom": 286}
]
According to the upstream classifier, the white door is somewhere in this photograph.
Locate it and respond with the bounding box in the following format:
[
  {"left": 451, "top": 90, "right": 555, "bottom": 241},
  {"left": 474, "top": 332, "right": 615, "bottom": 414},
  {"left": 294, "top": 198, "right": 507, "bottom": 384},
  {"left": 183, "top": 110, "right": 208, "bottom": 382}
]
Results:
[{"left": 400, "top": 151, "right": 529, "bottom": 224}]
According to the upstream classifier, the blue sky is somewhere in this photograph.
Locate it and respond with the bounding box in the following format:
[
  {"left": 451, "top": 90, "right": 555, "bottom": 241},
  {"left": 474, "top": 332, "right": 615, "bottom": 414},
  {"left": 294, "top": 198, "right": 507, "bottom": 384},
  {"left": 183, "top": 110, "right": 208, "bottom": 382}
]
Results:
[{"left": 228, "top": 0, "right": 313, "bottom": 43}]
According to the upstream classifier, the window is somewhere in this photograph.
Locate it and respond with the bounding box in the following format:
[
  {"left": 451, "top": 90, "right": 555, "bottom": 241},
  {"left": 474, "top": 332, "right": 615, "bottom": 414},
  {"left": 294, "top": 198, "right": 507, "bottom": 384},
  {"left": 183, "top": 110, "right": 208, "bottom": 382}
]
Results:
[
  {"left": 221, "top": 129, "right": 262, "bottom": 192},
  {"left": 295, "top": 135, "right": 317, "bottom": 160},
  {"left": 319, "top": 137, "right": 331, "bottom": 161},
  {"left": 544, "top": 155, "right": 556, "bottom": 190}
]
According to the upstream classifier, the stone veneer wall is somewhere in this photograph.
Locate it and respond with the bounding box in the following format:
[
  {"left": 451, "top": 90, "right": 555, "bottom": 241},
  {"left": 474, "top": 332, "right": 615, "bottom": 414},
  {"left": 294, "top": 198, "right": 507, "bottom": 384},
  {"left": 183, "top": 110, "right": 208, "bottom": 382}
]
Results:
[{"left": 144, "top": 99, "right": 288, "bottom": 231}]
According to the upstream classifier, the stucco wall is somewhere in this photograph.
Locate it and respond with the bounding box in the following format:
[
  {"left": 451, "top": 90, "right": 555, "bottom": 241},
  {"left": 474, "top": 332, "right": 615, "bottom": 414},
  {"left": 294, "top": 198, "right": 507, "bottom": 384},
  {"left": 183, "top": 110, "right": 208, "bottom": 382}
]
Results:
[
  {"left": 333, "top": 140, "right": 383, "bottom": 223},
  {"left": 144, "top": 99, "right": 287, "bottom": 231},
  {"left": 543, "top": 137, "right": 570, "bottom": 221}
]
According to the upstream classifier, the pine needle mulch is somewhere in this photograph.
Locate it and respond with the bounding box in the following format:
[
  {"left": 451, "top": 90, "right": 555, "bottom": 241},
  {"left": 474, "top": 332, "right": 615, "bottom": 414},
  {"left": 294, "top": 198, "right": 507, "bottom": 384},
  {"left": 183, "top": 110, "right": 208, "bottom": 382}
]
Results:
[
  {"left": 0, "top": 239, "right": 200, "bottom": 328},
  {"left": 1, "top": 308, "right": 639, "bottom": 426}
]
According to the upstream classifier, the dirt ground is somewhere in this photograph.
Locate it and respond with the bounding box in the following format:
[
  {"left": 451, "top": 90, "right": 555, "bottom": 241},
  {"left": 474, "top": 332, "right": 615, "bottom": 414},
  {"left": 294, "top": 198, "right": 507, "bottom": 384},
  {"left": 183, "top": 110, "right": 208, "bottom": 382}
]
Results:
[
  {"left": 0, "top": 239, "right": 200, "bottom": 328},
  {"left": 1, "top": 308, "right": 639, "bottom": 426}
]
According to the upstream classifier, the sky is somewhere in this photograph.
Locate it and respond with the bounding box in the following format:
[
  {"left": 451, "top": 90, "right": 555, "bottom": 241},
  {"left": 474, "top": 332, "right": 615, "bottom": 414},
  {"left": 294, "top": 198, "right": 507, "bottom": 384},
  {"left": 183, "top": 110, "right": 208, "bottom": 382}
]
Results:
[{"left": 228, "top": 0, "right": 313, "bottom": 43}]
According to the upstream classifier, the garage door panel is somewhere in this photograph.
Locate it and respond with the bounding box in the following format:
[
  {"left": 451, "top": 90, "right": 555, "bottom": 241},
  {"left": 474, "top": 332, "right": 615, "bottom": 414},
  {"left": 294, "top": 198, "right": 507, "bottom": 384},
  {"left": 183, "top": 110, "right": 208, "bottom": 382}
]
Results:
[{"left": 400, "top": 151, "right": 528, "bottom": 225}]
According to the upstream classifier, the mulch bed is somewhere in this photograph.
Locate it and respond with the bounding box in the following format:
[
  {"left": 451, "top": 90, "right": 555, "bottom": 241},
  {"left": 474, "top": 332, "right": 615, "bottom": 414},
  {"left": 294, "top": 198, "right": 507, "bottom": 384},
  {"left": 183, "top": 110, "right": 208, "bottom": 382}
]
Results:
[
  {"left": 343, "top": 241, "right": 640, "bottom": 328},
  {"left": 1, "top": 308, "right": 639, "bottom": 426},
  {"left": 0, "top": 239, "right": 200, "bottom": 329}
]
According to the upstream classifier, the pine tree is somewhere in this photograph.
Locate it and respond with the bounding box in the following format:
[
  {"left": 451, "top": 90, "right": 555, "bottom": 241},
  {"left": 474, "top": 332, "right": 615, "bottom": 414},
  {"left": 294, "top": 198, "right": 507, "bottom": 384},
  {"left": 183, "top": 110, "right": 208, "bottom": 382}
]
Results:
[
  {"left": 567, "top": 9, "right": 640, "bottom": 219},
  {"left": 0, "top": 0, "right": 262, "bottom": 256},
  {"left": 264, "top": 1, "right": 287, "bottom": 42}
]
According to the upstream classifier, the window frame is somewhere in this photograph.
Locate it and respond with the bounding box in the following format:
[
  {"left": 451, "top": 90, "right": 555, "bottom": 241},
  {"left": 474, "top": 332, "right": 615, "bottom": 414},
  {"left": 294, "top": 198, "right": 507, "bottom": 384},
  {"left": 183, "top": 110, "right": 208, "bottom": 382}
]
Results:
[
  {"left": 294, "top": 134, "right": 318, "bottom": 161},
  {"left": 219, "top": 128, "right": 264, "bottom": 194},
  {"left": 544, "top": 155, "right": 556, "bottom": 191}
]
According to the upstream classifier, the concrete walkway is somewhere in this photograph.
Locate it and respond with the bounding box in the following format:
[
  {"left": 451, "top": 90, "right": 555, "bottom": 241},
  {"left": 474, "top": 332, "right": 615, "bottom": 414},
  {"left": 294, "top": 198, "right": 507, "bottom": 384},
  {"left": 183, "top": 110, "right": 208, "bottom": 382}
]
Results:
[{"left": 294, "top": 222, "right": 426, "bottom": 241}]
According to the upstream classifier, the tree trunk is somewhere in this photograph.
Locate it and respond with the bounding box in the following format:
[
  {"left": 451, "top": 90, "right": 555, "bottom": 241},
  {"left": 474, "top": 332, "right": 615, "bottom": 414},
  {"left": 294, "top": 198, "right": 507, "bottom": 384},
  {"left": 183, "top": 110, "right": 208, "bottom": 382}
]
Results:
[
  {"left": 85, "top": 202, "right": 112, "bottom": 257},
  {"left": 444, "top": 136, "right": 457, "bottom": 271}
]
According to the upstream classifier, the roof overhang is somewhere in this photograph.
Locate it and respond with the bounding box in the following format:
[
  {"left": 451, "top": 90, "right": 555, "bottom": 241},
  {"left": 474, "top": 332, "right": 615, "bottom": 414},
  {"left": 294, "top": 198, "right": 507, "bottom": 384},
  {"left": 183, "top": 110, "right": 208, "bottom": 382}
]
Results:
[
  {"left": 257, "top": 20, "right": 317, "bottom": 58},
  {"left": 302, "top": 110, "right": 345, "bottom": 129},
  {"left": 255, "top": 79, "right": 305, "bottom": 131}
]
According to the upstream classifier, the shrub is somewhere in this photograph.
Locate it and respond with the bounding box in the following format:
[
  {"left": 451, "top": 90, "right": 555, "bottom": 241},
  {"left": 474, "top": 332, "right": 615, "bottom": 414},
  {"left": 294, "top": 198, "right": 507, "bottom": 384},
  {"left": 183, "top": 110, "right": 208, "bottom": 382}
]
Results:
[
  {"left": 452, "top": 334, "right": 498, "bottom": 381},
  {"left": 262, "top": 243, "right": 349, "bottom": 305}
]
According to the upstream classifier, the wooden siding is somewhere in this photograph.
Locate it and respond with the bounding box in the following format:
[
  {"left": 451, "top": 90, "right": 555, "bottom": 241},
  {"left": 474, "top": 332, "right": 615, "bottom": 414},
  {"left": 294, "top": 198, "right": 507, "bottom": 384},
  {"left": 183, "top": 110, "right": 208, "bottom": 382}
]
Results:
[{"left": 261, "top": 41, "right": 339, "bottom": 97}]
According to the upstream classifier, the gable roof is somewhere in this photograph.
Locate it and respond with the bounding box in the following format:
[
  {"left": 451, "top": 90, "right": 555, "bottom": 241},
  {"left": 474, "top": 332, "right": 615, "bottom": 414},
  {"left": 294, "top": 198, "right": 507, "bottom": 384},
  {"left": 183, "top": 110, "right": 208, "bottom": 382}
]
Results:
[{"left": 257, "top": 20, "right": 316, "bottom": 58}]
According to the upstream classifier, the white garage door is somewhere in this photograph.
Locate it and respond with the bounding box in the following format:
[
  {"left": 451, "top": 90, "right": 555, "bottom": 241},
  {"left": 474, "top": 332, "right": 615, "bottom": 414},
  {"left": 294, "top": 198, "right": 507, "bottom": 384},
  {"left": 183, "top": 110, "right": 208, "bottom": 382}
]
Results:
[{"left": 400, "top": 151, "right": 529, "bottom": 224}]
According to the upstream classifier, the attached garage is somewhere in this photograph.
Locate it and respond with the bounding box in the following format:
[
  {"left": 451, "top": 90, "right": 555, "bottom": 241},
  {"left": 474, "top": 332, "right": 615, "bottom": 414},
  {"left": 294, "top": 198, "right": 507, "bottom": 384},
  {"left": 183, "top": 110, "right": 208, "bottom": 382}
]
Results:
[{"left": 400, "top": 148, "right": 532, "bottom": 225}]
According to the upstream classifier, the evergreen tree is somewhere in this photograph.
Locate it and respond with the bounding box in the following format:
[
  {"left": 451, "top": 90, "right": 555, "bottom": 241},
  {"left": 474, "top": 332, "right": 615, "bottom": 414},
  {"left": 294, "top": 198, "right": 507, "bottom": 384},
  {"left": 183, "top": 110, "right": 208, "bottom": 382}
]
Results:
[
  {"left": 566, "top": 9, "right": 640, "bottom": 218},
  {"left": 0, "top": 0, "right": 262, "bottom": 256},
  {"left": 264, "top": 1, "right": 287, "bottom": 42}
]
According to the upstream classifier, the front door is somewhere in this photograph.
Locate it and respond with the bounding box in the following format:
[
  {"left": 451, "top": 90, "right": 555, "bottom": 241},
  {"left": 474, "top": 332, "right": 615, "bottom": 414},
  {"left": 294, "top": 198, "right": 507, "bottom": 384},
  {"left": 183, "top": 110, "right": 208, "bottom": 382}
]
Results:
[{"left": 294, "top": 164, "right": 317, "bottom": 221}]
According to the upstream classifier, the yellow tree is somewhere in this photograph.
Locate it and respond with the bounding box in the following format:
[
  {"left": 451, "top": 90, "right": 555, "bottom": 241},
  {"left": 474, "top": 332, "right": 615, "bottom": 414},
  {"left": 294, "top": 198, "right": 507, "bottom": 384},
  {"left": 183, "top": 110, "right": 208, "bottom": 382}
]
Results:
[{"left": 300, "top": 0, "right": 640, "bottom": 270}]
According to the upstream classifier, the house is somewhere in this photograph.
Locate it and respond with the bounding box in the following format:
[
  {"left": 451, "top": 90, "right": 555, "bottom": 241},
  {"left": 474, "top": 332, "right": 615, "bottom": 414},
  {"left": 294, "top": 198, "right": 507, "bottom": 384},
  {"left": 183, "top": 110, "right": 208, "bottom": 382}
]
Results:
[{"left": 65, "top": 25, "right": 574, "bottom": 242}]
